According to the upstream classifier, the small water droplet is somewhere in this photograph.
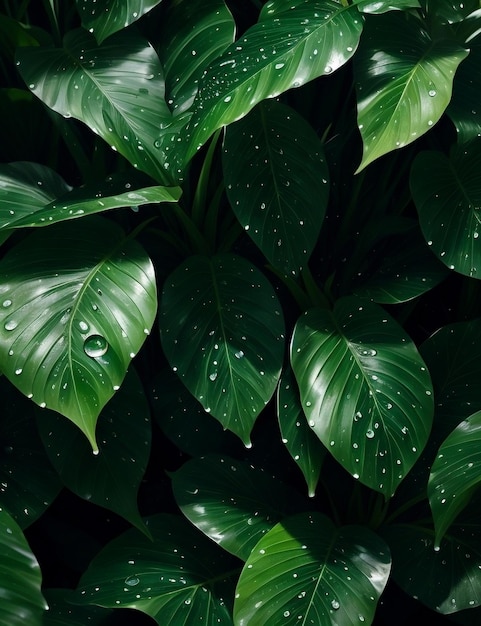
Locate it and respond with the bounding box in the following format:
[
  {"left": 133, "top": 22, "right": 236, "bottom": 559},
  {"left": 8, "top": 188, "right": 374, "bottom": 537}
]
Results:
[
  {"left": 84, "top": 335, "right": 108, "bottom": 358},
  {"left": 209, "top": 372, "right": 218, "bottom": 381},
  {"left": 234, "top": 350, "right": 244, "bottom": 359},
  {"left": 14, "top": 368, "right": 22, "bottom": 375},
  {"left": 331, "top": 600, "right": 340, "bottom": 610},
  {"left": 4, "top": 320, "right": 17, "bottom": 331},
  {"left": 78, "top": 320, "right": 90, "bottom": 333},
  {"left": 366, "top": 429, "right": 375, "bottom": 439},
  {"left": 2, "top": 299, "right": 12, "bottom": 308},
  {"left": 428, "top": 89, "right": 436, "bottom": 97}
]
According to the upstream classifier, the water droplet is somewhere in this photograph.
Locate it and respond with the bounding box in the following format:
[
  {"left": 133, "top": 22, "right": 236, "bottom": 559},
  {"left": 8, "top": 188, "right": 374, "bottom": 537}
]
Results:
[
  {"left": 234, "top": 350, "right": 244, "bottom": 359},
  {"left": 83, "top": 335, "right": 108, "bottom": 358},
  {"left": 4, "top": 320, "right": 17, "bottom": 331},
  {"left": 2, "top": 299, "right": 12, "bottom": 308},
  {"left": 275, "top": 62, "right": 285, "bottom": 70},
  {"left": 366, "top": 429, "right": 375, "bottom": 439},
  {"left": 125, "top": 575, "right": 140, "bottom": 586},
  {"left": 324, "top": 65, "right": 332, "bottom": 73},
  {"left": 209, "top": 372, "right": 218, "bottom": 381},
  {"left": 78, "top": 320, "right": 90, "bottom": 333},
  {"left": 331, "top": 600, "right": 340, "bottom": 610},
  {"left": 14, "top": 368, "right": 22, "bottom": 375},
  {"left": 428, "top": 89, "right": 436, "bottom": 97}
]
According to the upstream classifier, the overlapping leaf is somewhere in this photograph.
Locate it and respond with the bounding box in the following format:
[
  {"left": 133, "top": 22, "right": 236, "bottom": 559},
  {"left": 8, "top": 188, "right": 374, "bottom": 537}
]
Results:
[
  {"left": 16, "top": 29, "right": 180, "bottom": 183},
  {"left": 354, "top": 12, "right": 468, "bottom": 172},
  {"left": 234, "top": 512, "right": 391, "bottom": 626},
  {"left": 0, "top": 507, "right": 47, "bottom": 626},
  {"left": 223, "top": 99, "right": 329, "bottom": 276},
  {"left": 411, "top": 142, "right": 481, "bottom": 278},
  {"left": 160, "top": 254, "right": 285, "bottom": 446},
  {"left": 185, "top": 0, "right": 364, "bottom": 160},
  {"left": 43, "top": 589, "right": 112, "bottom": 625},
  {"left": 0, "top": 216, "right": 157, "bottom": 451},
  {"left": 290, "top": 297, "right": 433, "bottom": 496},
  {"left": 354, "top": 0, "right": 420, "bottom": 12},
  {"left": 75, "top": 514, "right": 238, "bottom": 625},
  {"left": 76, "top": 0, "right": 164, "bottom": 44},
  {"left": 448, "top": 37, "right": 481, "bottom": 144}
]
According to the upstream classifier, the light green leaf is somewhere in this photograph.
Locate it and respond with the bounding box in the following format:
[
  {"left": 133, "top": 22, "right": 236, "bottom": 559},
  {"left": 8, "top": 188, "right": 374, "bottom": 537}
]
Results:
[
  {"left": 36, "top": 368, "right": 151, "bottom": 534},
  {"left": 411, "top": 142, "right": 481, "bottom": 278},
  {"left": 160, "top": 254, "right": 285, "bottom": 446},
  {"left": 75, "top": 513, "right": 238, "bottom": 625},
  {"left": 234, "top": 512, "right": 391, "bottom": 626},
  {"left": 0, "top": 507, "right": 47, "bottom": 626},
  {"left": 185, "top": 0, "right": 364, "bottom": 161},
  {"left": 290, "top": 297, "right": 433, "bottom": 496},
  {"left": 172, "top": 454, "right": 307, "bottom": 561},
  {"left": 354, "top": 12, "right": 468, "bottom": 172},
  {"left": 0, "top": 216, "right": 157, "bottom": 452},
  {"left": 223, "top": 100, "right": 329, "bottom": 276},
  {"left": 354, "top": 0, "right": 421, "bottom": 12},
  {"left": 16, "top": 29, "right": 179, "bottom": 184},
  {"left": 76, "top": 0, "right": 164, "bottom": 44}
]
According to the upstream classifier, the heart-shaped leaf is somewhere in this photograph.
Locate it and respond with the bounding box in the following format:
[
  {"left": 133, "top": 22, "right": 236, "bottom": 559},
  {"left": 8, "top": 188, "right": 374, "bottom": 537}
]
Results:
[
  {"left": 411, "top": 142, "right": 481, "bottom": 278},
  {"left": 185, "top": 0, "right": 364, "bottom": 160},
  {"left": 16, "top": 29, "right": 179, "bottom": 184},
  {"left": 0, "top": 216, "right": 157, "bottom": 451},
  {"left": 223, "top": 99, "right": 329, "bottom": 276},
  {"left": 354, "top": 12, "right": 468, "bottom": 172},
  {"left": 76, "top": 0, "right": 164, "bottom": 44},
  {"left": 172, "top": 454, "right": 307, "bottom": 561},
  {"left": 234, "top": 512, "right": 391, "bottom": 626},
  {"left": 37, "top": 368, "right": 151, "bottom": 534},
  {"left": 428, "top": 410, "right": 481, "bottom": 549},
  {"left": 75, "top": 513, "right": 239, "bottom": 625},
  {"left": 0, "top": 506, "right": 47, "bottom": 626},
  {"left": 160, "top": 254, "right": 285, "bottom": 446},
  {"left": 290, "top": 297, "right": 434, "bottom": 496}
]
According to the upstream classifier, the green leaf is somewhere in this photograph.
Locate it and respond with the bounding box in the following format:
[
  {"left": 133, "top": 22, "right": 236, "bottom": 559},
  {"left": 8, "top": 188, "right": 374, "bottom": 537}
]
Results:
[
  {"left": 0, "top": 216, "right": 157, "bottom": 452},
  {"left": 222, "top": 100, "right": 329, "bottom": 276},
  {"left": 428, "top": 410, "right": 481, "bottom": 549},
  {"left": 354, "top": 12, "right": 468, "bottom": 172},
  {"left": 160, "top": 254, "right": 285, "bottom": 446},
  {"left": 172, "top": 454, "right": 306, "bottom": 561},
  {"left": 277, "top": 367, "right": 326, "bottom": 498},
  {"left": 411, "top": 142, "right": 481, "bottom": 278},
  {"left": 447, "top": 37, "right": 481, "bottom": 143},
  {"left": 75, "top": 513, "right": 238, "bottom": 625},
  {"left": 16, "top": 29, "right": 179, "bottom": 184},
  {"left": 290, "top": 297, "right": 433, "bottom": 496},
  {"left": 234, "top": 512, "right": 391, "bottom": 626},
  {"left": 0, "top": 507, "right": 47, "bottom": 626},
  {"left": 185, "top": 0, "right": 364, "bottom": 161},
  {"left": 354, "top": 0, "right": 421, "bottom": 13},
  {"left": 423, "top": 0, "right": 479, "bottom": 25},
  {"left": 76, "top": 0, "right": 164, "bottom": 44},
  {"left": 43, "top": 588, "right": 112, "bottom": 625},
  {"left": 36, "top": 368, "right": 151, "bottom": 534},
  {"left": 0, "top": 378, "right": 62, "bottom": 529}
]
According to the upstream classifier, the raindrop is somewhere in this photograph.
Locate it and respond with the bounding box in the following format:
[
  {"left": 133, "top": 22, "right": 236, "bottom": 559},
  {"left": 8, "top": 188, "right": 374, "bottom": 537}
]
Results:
[
  {"left": 125, "top": 575, "right": 140, "bottom": 586},
  {"left": 209, "top": 372, "right": 218, "bottom": 381},
  {"left": 331, "top": 600, "right": 340, "bottom": 610},
  {"left": 428, "top": 89, "right": 436, "bottom": 97},
  {"left": 2, "top": 299, "right": 12, "bottom": 308},
  {"left": 15, "top": 368, "right": 22, "bottom": 375},
  {"left": 78, "top": 320, "right": 90, "bottom": 333},
  {"left": 234, "top": 350, "right": 244, "bottom": 359},
  {"left": 366, "top": 429, "right": 375, "bottom": 439},
  {"left": 275, "top": 63, "right": 285, "bottom": 70},
  {"left": 4, "top": 320, "right": 17, "bottom": 331},
  {"left": 84, "top": 335, "right": 108, "bottom": 358}
]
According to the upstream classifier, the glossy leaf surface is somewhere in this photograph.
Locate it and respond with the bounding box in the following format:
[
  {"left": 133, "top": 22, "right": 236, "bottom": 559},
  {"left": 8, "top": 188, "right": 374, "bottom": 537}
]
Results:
[
  {"left": 223, "top": 100, "right": 329, "bottom": 276},
  {"left": 76, "top": 0, "right": 164, "bottom": 44},
  {"left": 185, "top": 0, "right": 363, "bottom": 160},
  {"left": 290, "top": 297, "right": 433, "bottom": 496},
  {"left": 16, "top": 29, "right": 177, "bottom": 183},
  {"left": 234, "top": 512, "right": 391, "bottom": 626},
  {"left": 0, "top": 217, "right": 157, "bottom": 451},
  {"left": 411, "top": 142, "right": 481, "bottom": 278},
  {"left": 76, "top": 514, "right": 238, "bottom": 625},
  {"left": 0, "top": 507, "right": 47, "bottom": 626},
  {"left": 354, "top": 0, "right": 420, "bottom": 12},
  {"left": 354, "top": 12, "right": 468, "bottom": 171},
  {"left": 172, "top": 454, "right": 306, "bottom": 561},
  {"left": 160, "top": 254, "right": 285, "bottom": 446}
]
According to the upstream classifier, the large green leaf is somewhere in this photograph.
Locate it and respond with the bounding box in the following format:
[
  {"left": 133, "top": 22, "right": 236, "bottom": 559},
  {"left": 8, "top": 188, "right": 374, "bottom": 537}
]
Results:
[
  {"left": 185, "top": 0, "right": 364, "bottom": 160},
  {"left": 423, "top": 0, "right": 479, "bottom": 25},
  {"left": 172, "top": 454, "right": 307, "bottom": 561},
  {"left": 354, "top": 0, "right": 420, "bottom": 13},
  {"left": 43, "top": 588, "right": 112, "bottom": 625},
  {"left": 428, "top": 411, "right": 481, "bottom": 549},
  {"left": 290, "top": 297, "right": 433, "bottom": 496},
  {"left": 223, "top": 100, "right": 329, "bottom": 276},
  {"left": 411, "top": 142, "right": 481, "bottom": 278},
  {"left": 0, "top": 507, "right": 47, "bottom": 626},
  {"left": 234, "top": 512, "right": 391, "bottom": 626},
  {"left": 0, "top": 216, "right": 157, "bottom": 451},
  {"left": 277, "top": 367, "right": 326, "bottom": 498},
  {"left": 36, "top": 368, "right": 151, "bottom": 534},
  {"left": 16, "top": 29, "right": 179, "bottom": 183},
  {"left": 354, "top": 12, "right": 468, "bottom": 172},
  {"left": 76, "top": 0, "right": 164, "bottom": 44},
  {"left": 75, "top": 513, "right": 239, "bottom": 625},
  {"left": 160, "top": 254, "right": 285, "bottom": 446}
]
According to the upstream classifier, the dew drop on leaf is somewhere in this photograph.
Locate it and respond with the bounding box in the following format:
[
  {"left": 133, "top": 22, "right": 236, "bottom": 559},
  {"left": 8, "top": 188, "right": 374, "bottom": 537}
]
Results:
[
  {"left": 2, "top": 299, "right": 12, "bottom": 308},
  {"left": 125, "top": 575, "right": 140, "bottom": 586},
  {"left": 83, "top": 335, "right": 108, "bottom": 358},
  {"left": 4, "top": 320, "right": 17, "bottom": 331}
]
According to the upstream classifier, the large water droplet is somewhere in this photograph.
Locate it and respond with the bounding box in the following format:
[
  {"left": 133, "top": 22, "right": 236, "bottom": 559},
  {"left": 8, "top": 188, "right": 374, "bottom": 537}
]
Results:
[
  {"left": 366, "top": 429, "right": 375, "bottom": 439},
  {"left": 4, "top": 320, "right": 17, "bottom": 331},
  {"left": 84, "top": 335, "right": 108, "bottom": 358},
  {"left": 2, "top": 299, "right": 12, "bottom": 308},
  {"left": 125, "top": 575, "right": 140, "bottom": 587}
]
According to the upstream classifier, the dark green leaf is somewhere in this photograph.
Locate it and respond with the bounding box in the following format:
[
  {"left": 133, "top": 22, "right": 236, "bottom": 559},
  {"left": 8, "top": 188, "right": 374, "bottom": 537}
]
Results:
[
  {"left": 354, "top": 12, "right": 468, "bottom": 171},
  {"left": 223, "top": 99, "right": 329, "bottom": 276},
  {"left": 290, "top": 297, "right": 433, "bottom": 496},
  {"left": 160, "top": 254, "right": 285, "bottom": 446},
  {"left": 0, "top": 507, "right": 47, "bottom": 626},
  {"left": 43, "top": 588, "right": 112, "bottom": 625},
  {"left": 37, "top": 368, "right": 151, "bottom": 534},
  {"left": 172, "top": 454, "right": 307, "bottom": 561},
  {"left": 0, "top": 217, "right": 157, "bottom": 451},
  {"left": 423, "top": 0, "right": 479, "bottom": 25},
  {"left": 447, "top": 37, "right": 481, "bottom": 143},
  {"left": 234, "top": 512, "right": 391, "bottom": 626},
  {"left": 75, "top": 513, "right": 238, "bottom": 625},
  {"left": 411, "top": 142, "right": 481, "bottom": 278},
  {"left": 76, "top": 0, "right": 164, "bottom": 44},
  {"left": 185, "top": 0, "right": 364, "bottom": 160}
]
